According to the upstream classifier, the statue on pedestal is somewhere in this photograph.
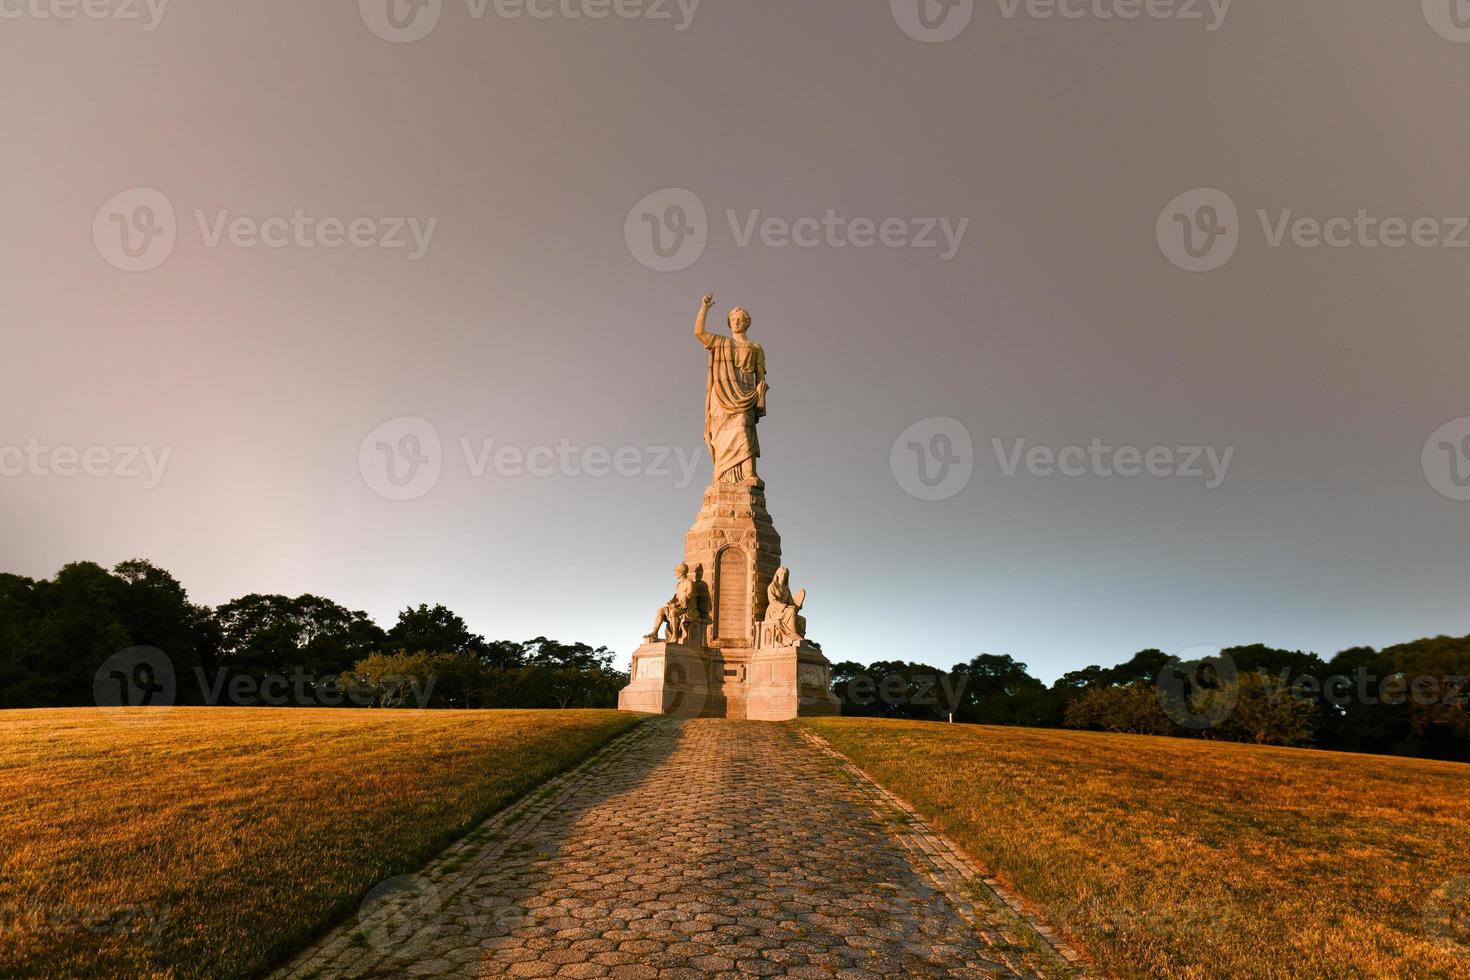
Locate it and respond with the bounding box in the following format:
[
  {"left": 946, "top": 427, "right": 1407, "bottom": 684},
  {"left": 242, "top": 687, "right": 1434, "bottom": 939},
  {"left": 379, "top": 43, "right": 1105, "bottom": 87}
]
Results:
[
  {"left": 764, "top": 566, "right": 808, "bottom": 646},
  {"left": 694, "top": 294, "right": 767, "bottom": 488},
  {"left": 647, "top": 562, "right": 702, "bottom": 645},
  {"left": 618, "top": 294, "right": 838, "bottom": 720}
]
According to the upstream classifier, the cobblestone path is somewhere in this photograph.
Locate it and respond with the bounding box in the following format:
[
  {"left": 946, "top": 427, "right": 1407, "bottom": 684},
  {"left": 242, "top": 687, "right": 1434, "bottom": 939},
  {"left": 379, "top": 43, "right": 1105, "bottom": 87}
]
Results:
[{"left": 275, "top": 719, "right": 1079, "bottom": 979}]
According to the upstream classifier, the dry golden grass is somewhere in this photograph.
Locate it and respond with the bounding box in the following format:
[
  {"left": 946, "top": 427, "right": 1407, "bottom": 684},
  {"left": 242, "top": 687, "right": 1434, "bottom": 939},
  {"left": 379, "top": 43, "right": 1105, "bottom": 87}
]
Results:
[
  {"left": 0, "top": 707, "right": 643, "bottom": 979},
  {"left": 799, "top": 717, "right": 1470, "bottom": 979}
]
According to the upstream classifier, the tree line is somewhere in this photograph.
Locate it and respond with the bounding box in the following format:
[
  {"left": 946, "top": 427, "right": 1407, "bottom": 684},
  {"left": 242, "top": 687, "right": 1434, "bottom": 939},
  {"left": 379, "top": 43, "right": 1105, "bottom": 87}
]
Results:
[
  {"left": 0, "top": 559, "right": 625, "bottom": 711},
  {"left": 832, "top": 641, "right": 1470, "bottom": 762},
  {"left": 4, "top": 559, "right": 1466, "bottom": 761}
]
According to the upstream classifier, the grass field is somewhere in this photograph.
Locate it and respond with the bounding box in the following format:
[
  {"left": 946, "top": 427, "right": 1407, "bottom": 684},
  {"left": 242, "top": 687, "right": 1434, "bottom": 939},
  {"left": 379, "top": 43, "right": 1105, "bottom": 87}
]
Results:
[
  {"left": 799, "top": 717, "right": 1470, "bottom": 979},
  {"left": 0, "top": 707, "right": 643, "bottom": 979}
]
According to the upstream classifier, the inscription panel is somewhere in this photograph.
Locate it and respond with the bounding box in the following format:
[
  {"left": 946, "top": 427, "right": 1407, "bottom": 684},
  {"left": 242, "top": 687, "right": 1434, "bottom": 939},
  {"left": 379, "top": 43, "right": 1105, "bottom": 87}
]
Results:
[{"left": 715, "top": 546, "right": 749, "bottom": 640}]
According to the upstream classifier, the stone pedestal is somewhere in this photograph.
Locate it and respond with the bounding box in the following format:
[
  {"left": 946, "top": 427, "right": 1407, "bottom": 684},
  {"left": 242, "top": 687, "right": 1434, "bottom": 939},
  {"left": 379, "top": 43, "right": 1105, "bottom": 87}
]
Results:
[
  {"left": 745, "top": 642, "right": 841, "bottom": 721},
  {"left": 683, "top": 482, "right": 782, "bottom": 653},
  {"left": 618, "top": 479, "right": 840, "bottom": 722},
  {"left": 617, "top": 639, "right": 839, "bottom": 721},
  {"left": 618, "top": 642, "right": 727, "bottom": 719}
]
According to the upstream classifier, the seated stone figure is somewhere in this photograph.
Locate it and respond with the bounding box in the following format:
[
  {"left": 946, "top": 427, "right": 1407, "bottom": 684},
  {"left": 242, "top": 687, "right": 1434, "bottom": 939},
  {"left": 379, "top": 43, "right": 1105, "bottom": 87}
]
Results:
[
  {"left": 764, "top": 566, "right": 807, "bottom": 646},
  {"left": 647, "top": 563, "right": 704, "bottom": 645},
  {"left": 691, "top": 564, "right": 711, "bottom": 642}
]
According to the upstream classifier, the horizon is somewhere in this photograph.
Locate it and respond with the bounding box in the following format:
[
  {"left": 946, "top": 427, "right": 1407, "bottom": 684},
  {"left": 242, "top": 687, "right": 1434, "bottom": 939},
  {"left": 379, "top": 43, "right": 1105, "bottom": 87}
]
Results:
[{"left": 6, "top": 553, "right": 1464, "bottom": 687}]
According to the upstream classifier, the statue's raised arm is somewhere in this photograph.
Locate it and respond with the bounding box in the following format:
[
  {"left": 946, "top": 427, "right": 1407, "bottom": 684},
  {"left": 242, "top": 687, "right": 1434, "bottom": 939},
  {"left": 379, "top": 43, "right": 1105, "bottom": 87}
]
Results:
[{"left": 694, "top": 293, "right": 716, "bottom": 344}]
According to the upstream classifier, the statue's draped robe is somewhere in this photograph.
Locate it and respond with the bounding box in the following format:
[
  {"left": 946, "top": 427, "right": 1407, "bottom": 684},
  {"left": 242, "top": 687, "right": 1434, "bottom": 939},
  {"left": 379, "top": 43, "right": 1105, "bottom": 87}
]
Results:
[
  {"left": 766, "top": 575, "right": 805, "bottom": 646},
  {"left": 701, "top": 333, "right": 765, "bottom": 483}
]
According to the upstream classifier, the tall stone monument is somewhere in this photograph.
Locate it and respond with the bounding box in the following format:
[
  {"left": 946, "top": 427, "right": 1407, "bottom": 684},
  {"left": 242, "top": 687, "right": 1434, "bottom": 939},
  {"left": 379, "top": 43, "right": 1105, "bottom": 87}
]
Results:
[{"left": 618, "top": 295, "right": 840, "bottom": 720}]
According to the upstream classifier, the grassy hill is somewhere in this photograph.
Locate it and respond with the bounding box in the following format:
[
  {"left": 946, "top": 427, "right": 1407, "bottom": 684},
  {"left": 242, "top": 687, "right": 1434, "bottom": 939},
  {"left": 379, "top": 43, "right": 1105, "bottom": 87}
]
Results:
[
  {"left": 800, "top": 717, "right": 1470, "bottom": 979},
  {"left": 0, "top": 707, "right": 642, "bottom": 978}
]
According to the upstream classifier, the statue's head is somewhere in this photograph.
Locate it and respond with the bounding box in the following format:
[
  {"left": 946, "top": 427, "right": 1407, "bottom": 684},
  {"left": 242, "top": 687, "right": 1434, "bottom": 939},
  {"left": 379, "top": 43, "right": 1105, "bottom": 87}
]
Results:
[
  {"left": 674, "top": 562, "right": 689, "bottom": 577},
  {"left": 728, "top": 307, "right": 751, "bottom": 336}
]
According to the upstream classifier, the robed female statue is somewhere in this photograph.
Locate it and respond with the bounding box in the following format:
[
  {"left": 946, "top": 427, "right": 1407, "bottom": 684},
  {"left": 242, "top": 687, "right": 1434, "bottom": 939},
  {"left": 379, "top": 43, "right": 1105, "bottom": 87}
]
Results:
[{"left": 693, "top": 294, "right": 767, "bottom": 487}]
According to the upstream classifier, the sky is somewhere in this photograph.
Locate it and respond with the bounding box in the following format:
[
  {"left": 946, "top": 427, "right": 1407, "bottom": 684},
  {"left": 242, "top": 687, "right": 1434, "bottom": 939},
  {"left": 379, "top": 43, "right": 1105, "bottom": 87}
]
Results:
[{"left": 4, "top": 0, "right": 1470, "bottom": 683}]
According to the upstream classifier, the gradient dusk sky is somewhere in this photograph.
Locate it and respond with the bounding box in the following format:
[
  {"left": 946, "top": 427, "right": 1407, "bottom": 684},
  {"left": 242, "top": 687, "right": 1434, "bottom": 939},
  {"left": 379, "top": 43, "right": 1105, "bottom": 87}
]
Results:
[{"left": 4, "top": 0, "right": 1470, "bottom": 681}]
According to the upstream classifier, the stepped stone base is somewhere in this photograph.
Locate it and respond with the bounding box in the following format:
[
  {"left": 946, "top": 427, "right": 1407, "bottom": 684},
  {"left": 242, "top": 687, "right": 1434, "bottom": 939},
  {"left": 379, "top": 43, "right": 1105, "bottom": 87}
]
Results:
[
  {"left": 619, "top": 640, "right": 839, "bottom": 721},
  {"left": 619, "top": 478, "right": 840, "bottom": 721}
]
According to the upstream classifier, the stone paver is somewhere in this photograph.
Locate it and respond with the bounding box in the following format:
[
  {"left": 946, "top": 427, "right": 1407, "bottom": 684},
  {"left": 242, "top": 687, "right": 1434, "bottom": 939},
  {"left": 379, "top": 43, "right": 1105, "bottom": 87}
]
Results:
[{"left": 275, "top": 720, "right": 1080, "bottom": 979}]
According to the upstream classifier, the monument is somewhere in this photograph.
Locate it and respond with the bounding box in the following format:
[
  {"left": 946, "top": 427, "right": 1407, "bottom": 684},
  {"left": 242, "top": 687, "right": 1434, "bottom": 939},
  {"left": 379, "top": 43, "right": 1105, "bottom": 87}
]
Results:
[{"left": 618, "top": 295, "right": 840, "bottom": 720}]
